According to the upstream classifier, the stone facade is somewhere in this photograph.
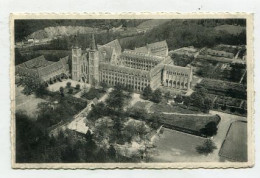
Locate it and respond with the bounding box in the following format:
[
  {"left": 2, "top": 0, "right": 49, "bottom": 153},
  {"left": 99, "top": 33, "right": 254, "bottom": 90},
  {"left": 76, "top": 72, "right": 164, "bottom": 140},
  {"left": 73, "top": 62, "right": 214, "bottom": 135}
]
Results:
[
  {"left": 71, "top": 35, "right": 193, "bottom": 92},
  {"left": 16, "top": 55, "right": 69, "bottom": 83}
]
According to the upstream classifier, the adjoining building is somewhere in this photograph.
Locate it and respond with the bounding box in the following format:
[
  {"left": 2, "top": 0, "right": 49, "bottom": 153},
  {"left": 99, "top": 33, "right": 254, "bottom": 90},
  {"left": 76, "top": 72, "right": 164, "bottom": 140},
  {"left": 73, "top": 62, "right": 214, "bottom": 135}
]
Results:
[
  {"left": 71, "top": 34, "right": 193, "bottom": 92},
  {"left": 15, "top": 55, "right": 69, "bottom": 83}
]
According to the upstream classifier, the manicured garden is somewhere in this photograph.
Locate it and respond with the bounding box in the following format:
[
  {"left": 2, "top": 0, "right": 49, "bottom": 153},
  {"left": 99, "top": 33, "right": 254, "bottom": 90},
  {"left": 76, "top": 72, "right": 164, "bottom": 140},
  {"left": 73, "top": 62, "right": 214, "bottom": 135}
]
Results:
[{"left": 196, "top": 78, "right": 247, "bottom": 100}]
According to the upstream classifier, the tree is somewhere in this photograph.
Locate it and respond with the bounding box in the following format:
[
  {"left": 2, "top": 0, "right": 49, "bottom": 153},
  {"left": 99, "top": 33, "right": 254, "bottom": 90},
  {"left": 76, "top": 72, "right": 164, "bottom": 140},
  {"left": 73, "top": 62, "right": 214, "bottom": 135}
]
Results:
[
  {"left": 100, "top": 81, "right": 108, "bottom": 91},
  {"left": 35, "top": 83, "right": 48, "bottom": 97},
  {"left": 85, "top": 130, "right": 93, "bottom": 142},
  {"left": 164, "top": 91, "right": 171, "bottom": 102},
  {"left": 149, "top": 113, "right": 160, "bottom": 129},
  {"left": 76, "top": 84, "right": 80, "bottom": 90},
  {"left": 136, "top": 122, "right": 148, "bottom": 139},
  {"left": 200, "top": 121, "right": 218, "bottom": 137},
  {"left": 196, "top": 139, "right": 217, "bottom": 155},
  {"left": 66, "top": 82, "right": 71, "bottom": 88},
  {"left": 59, "top": 86, "right": 64, "bottom": 97},
  {"left": 183, "top": 96, "right": 192, "bottom": 108},
  {"left": 174, "top": 94, "right": 183, "bottom": 104},
  {"left": 142, "top": 85, "right": 152, "bottom": 100},
  {"left": 203, "top": 97, "right": 213, "bottom": 113},
  {"left": 112, "top": 117, "right": 123, "bottom": 143},
  {"left": 151, "top": 89, "right": 162, "bottom": 103},
  {"left": 106, "top": 86, "right": 124, "bottom": 111},
  {"left": 68, "top": 88, "right": 73, "bottom": 94},
  {"left": 108, "top": 145, "right": 116, "bottom": 160},
  {"left": 21, "top": 75, "right": 43, "bottom": 95}
]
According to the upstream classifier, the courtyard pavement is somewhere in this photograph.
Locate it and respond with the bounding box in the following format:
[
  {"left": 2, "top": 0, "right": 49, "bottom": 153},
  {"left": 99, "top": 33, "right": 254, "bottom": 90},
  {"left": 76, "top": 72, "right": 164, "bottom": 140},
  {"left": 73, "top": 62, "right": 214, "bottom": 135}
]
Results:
[{"left": 47, "top": 79, "right": 91, "bottom": 92}]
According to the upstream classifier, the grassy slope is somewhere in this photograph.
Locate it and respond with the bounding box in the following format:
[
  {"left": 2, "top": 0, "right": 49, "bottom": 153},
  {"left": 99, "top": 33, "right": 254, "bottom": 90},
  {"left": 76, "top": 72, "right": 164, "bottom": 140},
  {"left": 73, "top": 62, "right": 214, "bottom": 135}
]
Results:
[{"left": 159, "top": 113, "right": 220, "bottom": 132}]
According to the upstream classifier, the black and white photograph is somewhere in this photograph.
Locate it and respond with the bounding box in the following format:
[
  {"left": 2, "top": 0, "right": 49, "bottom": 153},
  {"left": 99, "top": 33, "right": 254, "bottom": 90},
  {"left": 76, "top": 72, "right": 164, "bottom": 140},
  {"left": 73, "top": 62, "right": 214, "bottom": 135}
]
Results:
[{"left": 10, "top": 14, "right": 254, "bottom": 168}]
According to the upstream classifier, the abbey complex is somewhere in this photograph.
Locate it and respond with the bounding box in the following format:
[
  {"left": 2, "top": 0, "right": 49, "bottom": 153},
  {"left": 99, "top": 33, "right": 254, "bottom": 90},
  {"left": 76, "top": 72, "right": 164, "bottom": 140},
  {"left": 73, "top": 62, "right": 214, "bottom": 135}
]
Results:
[
  {"left": 71, "top": 35, "right": 193, "bottom": 92},
  {"left": 16, "top": 34, "right": 193, "bottom": 92}
]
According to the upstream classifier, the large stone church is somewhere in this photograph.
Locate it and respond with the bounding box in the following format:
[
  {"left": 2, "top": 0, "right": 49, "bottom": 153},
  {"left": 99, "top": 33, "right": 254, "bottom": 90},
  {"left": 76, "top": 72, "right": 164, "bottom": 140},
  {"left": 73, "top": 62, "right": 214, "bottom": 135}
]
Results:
[{"left": 72, "top": 34, "right": 193, "bottom": 92}]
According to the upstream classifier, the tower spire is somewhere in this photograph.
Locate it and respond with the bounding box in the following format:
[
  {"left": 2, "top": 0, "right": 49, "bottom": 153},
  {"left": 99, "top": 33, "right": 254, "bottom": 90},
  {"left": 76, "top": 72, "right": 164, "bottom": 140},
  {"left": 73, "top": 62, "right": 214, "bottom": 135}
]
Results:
[{"left": 90, "top": 33, "right": 96, "bottom": 50}]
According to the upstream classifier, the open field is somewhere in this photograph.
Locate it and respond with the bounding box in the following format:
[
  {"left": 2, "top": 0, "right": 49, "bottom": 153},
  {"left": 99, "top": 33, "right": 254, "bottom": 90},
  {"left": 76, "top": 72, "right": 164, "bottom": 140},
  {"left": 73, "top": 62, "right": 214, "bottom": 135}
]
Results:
[
  {"left": 15, "top": 86, "right": 46, "bottom": 118},
  {"left": 151, "top": 128, "right": 207, "bottom": 162},
  {"left": 219, "top": 121, "right": 247, "bottom": 162}
]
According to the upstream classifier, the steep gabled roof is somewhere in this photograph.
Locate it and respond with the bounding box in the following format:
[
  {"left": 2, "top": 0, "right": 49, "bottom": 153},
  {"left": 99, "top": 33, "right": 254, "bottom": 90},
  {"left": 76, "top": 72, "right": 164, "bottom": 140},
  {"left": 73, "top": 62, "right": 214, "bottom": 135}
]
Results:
[
  {"left": 134, "top": 46, "right": 149, "bottom": 53},
  {"left": 103, "top": 39, "right": 122, "bottom": 55},
  {"left": 133, "top": 40, "right": 168, "bottom": 57},
  {"left": 164, "top": 64, "right": 191, "bottom": 75},
  {"left": 98, "top": 45, "right": 115, "bottom": 62},
  {"left": 121, "top": 50, "right": 165, "bottom": 63},
  {"left": 23, "top": 55, "right": 50, "bottom": 69},
  {"left": 147, "top": 40, "right": 168, "bottom": 50},
  {"left": 99, "top": 62, "right": 150, "bottom": 77}
]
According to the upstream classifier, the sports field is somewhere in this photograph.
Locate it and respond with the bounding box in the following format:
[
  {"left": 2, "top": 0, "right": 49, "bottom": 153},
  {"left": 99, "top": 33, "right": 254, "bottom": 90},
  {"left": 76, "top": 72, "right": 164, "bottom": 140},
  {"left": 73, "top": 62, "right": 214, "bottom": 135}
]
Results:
[
  {"left": 219, "top": 121, "right": 247, "bottom": 162},
  {"left": 151, "top": 128, "right": 207, "bottom": 162}
]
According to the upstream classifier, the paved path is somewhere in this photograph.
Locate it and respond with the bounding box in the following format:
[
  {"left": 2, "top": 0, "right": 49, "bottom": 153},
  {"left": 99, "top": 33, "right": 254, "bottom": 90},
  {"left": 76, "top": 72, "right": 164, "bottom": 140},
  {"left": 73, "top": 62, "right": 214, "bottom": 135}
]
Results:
[
  {"left": 161, "top": 112, "right": 212, "bottom": 117},
  {"left": 49, "top": 88, "right": 113, "bottom": 136},
  {"left": 204, "top": 110, "right": 247, "bottom": 161}
]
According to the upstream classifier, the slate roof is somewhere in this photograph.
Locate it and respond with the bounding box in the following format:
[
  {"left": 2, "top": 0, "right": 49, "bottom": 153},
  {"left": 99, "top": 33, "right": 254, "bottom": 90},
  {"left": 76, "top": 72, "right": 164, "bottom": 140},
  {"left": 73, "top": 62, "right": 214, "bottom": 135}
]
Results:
[
  {"left": 133, "top": 40, "right": 168, "bottom": 57},
  {"left": 20, "top": 55, "right": 54, "bottom": 69},
  {"left": 99, "top": 62, "right": 150, "bottom": 77},
  {"left": 98, "top": 45, "right": 115, "bottom": 62},
  {"left": 164, "top": 64, "right": 192, "bottom": 75},
  {"left": 102, "top": 39, "right": 122, "bottom": 55},
  {"left": 120, "top": 50, "right": 165, "bottom": 63},
  {"left": 16, "top": 55, "right": 69, "bottom": 81}
]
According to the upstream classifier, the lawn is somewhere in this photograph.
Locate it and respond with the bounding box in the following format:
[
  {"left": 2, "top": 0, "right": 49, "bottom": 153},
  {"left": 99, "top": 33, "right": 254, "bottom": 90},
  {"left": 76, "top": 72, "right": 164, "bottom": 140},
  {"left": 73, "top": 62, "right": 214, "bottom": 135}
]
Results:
[
  {"left": 15, "top": 86, "right": 46, "bottom": 118},
  {"left": 151, "top": 128, "right": 206, "bottom": 162},
  {"left": 133, "top": 101, "right": 151, "bottom": 110},
  {"left": 219, "top": 121, "right": 247, "bottom": 162}
]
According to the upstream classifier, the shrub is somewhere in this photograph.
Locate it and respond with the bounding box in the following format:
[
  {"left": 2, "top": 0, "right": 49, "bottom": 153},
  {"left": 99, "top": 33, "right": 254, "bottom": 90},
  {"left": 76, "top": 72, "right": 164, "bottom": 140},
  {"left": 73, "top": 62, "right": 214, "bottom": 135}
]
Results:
[
  {"left": 68, "top": 88, "right": 73, "bottom": 94},
  {"left": 66, "top": 82, "right": 71, "bottom": 88},
  {"left": 151, "top": 89, "right": 162, "bottom": 103},
  {"left": 196, "top": 139, "right": 217, "bottom": 155},
  {"left": 200, "top": 121, "right": 218, "bottom": 137},
  {"left": 76, "top": 84, "right": 80, "bottom": 90},
  {"left": 174, "top": 94, "right": 183, "bottom": 103}
]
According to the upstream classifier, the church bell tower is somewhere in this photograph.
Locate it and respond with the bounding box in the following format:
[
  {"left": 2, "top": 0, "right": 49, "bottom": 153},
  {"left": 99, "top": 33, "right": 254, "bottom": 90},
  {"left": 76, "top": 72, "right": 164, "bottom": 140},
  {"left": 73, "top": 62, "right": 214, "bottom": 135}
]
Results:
[
  {"left": 88, "top": 34, "right": 99, "bottom": 86},
  {"left": 72, "top": 46, "right": 82, "bottom": 81}
]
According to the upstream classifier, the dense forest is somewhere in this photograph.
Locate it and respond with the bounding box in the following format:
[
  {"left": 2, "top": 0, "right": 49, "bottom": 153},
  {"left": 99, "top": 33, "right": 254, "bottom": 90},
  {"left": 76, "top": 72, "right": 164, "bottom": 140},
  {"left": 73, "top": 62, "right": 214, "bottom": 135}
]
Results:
[
  {"left": 121, "top": 19, "right": 246, "bottom": 50},
  {"left": 15, "top": 19, "right": 246, "bottom": 65}
]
